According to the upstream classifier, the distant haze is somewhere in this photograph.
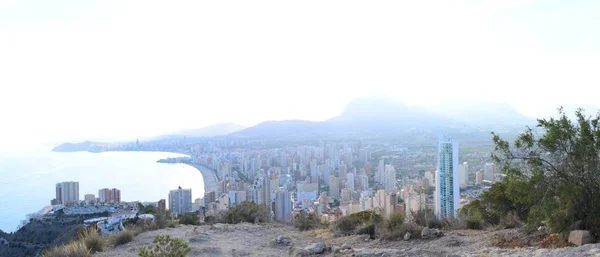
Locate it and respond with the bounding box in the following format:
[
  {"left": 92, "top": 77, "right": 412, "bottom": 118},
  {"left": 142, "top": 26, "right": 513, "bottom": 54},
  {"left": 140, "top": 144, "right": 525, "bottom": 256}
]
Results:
[{"left": 1, "top": 1, "right": 600, "bottom": 149}]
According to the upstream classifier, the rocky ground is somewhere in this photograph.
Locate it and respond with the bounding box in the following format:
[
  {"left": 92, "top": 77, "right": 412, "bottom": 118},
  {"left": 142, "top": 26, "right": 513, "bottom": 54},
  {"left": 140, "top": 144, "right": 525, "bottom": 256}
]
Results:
[{"left": 95, "top": 223, "right": 600, "bottom": 257}]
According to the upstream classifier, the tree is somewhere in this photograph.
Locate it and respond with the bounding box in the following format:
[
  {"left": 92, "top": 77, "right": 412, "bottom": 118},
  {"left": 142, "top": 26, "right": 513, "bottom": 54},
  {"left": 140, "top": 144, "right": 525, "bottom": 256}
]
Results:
[{"left": 491, "top": 107, "right": 600, "bottom": 236}]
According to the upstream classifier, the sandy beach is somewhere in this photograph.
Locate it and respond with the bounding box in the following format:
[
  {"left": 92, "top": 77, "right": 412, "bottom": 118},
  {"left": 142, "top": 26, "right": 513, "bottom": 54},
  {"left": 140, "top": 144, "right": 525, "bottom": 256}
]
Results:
[{"left": 186, "top": 163, "right": 219, "bottom": 194}]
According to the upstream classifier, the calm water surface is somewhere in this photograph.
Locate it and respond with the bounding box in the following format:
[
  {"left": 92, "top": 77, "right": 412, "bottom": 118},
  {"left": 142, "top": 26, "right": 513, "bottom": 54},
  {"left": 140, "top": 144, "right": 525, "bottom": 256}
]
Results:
[{"left": 0, "top": 151, "right": 205, "bottom": 232}]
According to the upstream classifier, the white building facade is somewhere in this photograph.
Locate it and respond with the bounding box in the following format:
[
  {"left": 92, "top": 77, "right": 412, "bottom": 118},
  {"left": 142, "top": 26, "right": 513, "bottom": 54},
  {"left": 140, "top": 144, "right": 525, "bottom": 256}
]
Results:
[{"left": 435, "top": 136, "right": 459, "bottom": 218}]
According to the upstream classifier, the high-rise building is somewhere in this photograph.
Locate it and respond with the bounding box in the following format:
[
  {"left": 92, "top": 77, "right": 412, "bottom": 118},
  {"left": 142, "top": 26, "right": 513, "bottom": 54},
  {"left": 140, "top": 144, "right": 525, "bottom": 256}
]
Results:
[
  {"left": 55, "top": 183, "right": 63, "bottom": 204},
  {"left": 259, "top": 176, "right": 272, "bottom": 213},
  {"left": 158, "top": 199, "right": 166, "bottom": 210},
  {"left": 339, "top": 164, "right": 347, "bottom": 179},
  {"left": 98, "top": 188, "right": 121, "bottom": 204},
  {"left": 384, "top": 164, "right": 396, "bottom": 191},
  {"left": 377, "top": 158, "right": 385, "bottom": 184},
  {"left": 329, "top": 175, "right": 340, "bottom": 199},
  {"left": 359, "top": 175, "right": 369, "bottom": 191},
  {"left": 84, "top": 194, "right": 95, "bottom": 204},
  {"left": 484, "top": 163, "right": 495, "bottom": 182},
  {"left": 475, "top": 170, "right": 484, "bottom": 185},
  {"left": 435, "top": 136, "right": 459, "bottom": 218},
  {"left": 275, "top": 189, "right": 292, "bottom": 223},
  {"left": 169, "top": 186, "right": 192, "bottom": 215},
  {"left": 60, "top": 181, "right": 79, "bottom": 205},
  {"left": 346, "top": 173, "right": 355, "bottom": 192},
  {"left": 459, "top": 162, "right": 469, "bottom": 187},
  {"left": 424, "top": 171, "right": 434, "bottom": 188}
]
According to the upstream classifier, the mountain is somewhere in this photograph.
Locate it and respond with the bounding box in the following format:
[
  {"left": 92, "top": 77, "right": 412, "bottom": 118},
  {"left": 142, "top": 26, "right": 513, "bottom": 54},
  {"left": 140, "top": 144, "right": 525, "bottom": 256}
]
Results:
[
  {"left": 178, "top": 123, "right": 246, "bottom": 137},
  {"left": 430, "top": 101, "right": 535, "bottom": 127},
  {"left": 228, "top": 120, "right": 324, "bottom": 138},
  {"left": 229, "top": 96, "right": 466, "bottom": 139},
  {"left": 52, "top": 141, "right": 108, "bottom": 152}
]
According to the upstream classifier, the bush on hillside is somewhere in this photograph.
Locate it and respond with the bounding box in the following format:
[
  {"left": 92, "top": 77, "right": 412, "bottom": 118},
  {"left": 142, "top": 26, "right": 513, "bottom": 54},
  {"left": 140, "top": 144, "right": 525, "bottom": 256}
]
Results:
[
  {"left": 412, "top": 209, "right": 441, "bottom": 229},
  {"left": 139, "top": 235, "right": 191, "bottom": 257},
  {"left": 221, "top": 201, "right": 270, "bottom": 224},
  {"left": 384, "top": 212, "right": 405, "bottom": 232},
  {"left": 294, "top": 211, "right": 320, "bottom": 231},
  {"left": 499, "top": 211, "right": 521, "bottom": 229},
  {"left": 79, "top": 227, "right": 104, "bottom": 253},
  {"left": 42, "top": 240, "right": 90, "bottom": 257},
  {"left": 334, "top": 211, "right": 382, "bottom": 234},
  {"left": 179, "top": 213, "right": 200, "bottom": 225},
  {"left": 485, "top": 108, "right": 600, "bottom": 237},
  {"left": 381, "top": 222, "right": 423, "bottom": 241},
  {"left": 112, "top": 230, "right": 134, "bottom": 246}
]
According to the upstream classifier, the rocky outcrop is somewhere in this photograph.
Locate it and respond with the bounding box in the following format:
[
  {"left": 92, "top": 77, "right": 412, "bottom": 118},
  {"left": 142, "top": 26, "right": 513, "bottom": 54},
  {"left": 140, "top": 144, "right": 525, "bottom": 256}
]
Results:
[{"left": 569, "top": 230, "right": 592, "bottom": 246}]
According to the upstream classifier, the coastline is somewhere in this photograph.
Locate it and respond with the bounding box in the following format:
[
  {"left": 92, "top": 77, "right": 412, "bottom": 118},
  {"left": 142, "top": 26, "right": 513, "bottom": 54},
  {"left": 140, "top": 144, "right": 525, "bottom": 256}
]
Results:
[{"left": 185, "top": 163, "right": 219, "bottom": 195}]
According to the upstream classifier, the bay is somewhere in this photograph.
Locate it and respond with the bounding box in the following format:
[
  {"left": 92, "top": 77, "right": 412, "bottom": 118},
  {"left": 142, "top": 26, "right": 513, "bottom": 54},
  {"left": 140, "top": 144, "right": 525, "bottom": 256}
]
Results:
[{"left": 0, "top": 151, "right": 205, "bottom": 232}]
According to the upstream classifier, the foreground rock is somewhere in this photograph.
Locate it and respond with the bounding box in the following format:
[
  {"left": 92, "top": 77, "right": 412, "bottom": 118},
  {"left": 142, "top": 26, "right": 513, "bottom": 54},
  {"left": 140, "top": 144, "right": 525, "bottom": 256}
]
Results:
[{"left": 569, "top": 230, "right": 592, "bottom": 246}]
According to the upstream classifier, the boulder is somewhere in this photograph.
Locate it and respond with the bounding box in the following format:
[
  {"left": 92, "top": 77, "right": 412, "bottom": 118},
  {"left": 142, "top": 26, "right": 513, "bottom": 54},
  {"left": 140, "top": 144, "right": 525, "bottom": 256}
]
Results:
[
  {"left": 270, "top": 235, "right": 293, "bottom": 247},
  {"left": 569, "top": 230, "right": 592, "bottom": 246},
  {"left": 404, "top": 232, "right": 411, "bottom": 241},
  {"left": 292, "top": 241, "right": 326, "bottom": 256},
  {"left": 421, "top": 227, "right": 431, "bottom": 239},
  {"left": 341, "top": 243, "right": 351, "bottom": 250}
]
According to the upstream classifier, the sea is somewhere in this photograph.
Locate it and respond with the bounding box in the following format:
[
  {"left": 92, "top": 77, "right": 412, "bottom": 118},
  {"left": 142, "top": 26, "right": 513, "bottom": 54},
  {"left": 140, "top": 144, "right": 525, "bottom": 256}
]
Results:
[{"left": 0, "top": 151, "right": 205, "bottom": 233}]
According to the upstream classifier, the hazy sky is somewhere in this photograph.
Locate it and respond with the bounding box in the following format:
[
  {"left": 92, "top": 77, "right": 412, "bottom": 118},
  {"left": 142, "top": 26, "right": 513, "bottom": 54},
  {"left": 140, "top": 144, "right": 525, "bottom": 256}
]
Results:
[{"left": 1, "top": 0, "right": 599, "bottom": 149}]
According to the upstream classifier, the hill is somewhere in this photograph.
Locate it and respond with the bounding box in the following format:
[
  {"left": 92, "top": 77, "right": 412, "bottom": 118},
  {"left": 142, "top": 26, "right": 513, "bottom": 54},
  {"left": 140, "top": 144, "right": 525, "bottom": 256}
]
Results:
[
  {"left": 94, "top": 223, "right": 598, "bottom": 257},
  {"left": 430, "top": 101, "right": 535, "bottom": 127},
  {"left": 229, "top": 96, "right": 466, "bottom": 139}
]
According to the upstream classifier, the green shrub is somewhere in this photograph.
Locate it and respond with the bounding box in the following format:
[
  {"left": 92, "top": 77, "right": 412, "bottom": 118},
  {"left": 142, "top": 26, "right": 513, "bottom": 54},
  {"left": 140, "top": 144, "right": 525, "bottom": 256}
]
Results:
[
  {"left": 294, "top": 211, "right": 320, "bottom": 231},
  {"left": 334, "top": 211, "right": 382, "bottom": 234},
  {"left": 412, "top": 209, "right": 441, "bottom": 228},
  {"left": 179, "top": 213, "right": 199, "bottom": 225},
  {"left": 42, "top": 240, "right": 90, "bottom": 257},
  {"left": 113, "top": 230, "right": 134, "bottom": 246},
  {"left": 356, "top": 222, "right": 376, "bottom": 239},
  {"left": 204, "top": 215, "right": 218, "bottom": 225},
  {"left": 381, "top": 222, "right": 423, "bottom": 241},
  {"left": 79, "top": 227, "right": 104, "bottom": 253},
  {"left": 385, "top": 212, "right": 405, "bottom": 232},
  {"left": 499, "top": 211, "right": 521, "bottom": 229},
  {"left": 168, "top": 220, "right": 178, "bottom": 228},
  {"left": 155, "top": 209, "right": 168, "bottom": 229},
  {"left": 222, "top": 201, "right": 269, "bottom": 224},
  {"left": 465, "top": 216, "right": 484, "bottom": 230},
  {"left": 139, "top": 235, "right": 191, "bottom": 257}
]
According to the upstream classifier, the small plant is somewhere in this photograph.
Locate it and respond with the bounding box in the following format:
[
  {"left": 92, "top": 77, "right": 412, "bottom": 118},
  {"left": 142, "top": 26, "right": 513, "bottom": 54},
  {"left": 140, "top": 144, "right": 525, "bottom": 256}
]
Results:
[
  {"left": 168, "top": 220, "right": 178, "bottom": 228},
  {"left": 80, "top": 227, "right": 104, "bottom": 253},
  {"left": 42, "top": 240, "right": 90, "bottom": 257},
  {"left": 179, "top": 213, "right": 200, "bottom": 225},
  {"left": 139, "top": 235, "right": 191, "bottom": 257},
  {"left": 113, "top": 230, "right": 135, "bottom": 246}
]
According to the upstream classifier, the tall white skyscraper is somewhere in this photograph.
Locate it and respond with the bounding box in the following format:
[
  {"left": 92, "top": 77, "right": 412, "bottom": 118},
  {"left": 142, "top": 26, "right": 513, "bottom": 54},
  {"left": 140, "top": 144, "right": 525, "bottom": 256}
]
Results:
[
  {"left": 169, "top": 186, "right": 192, "bottom": 215},
  {"left": 329, "top": 175, "right": 340, "bottom": 199},
  {"left": 377, "top": 158, "right": 385, "bottom": 184},
  {"left": 275, "top": 189, "right": 292, "bottom": 223},
  {"left": 459, "top": 162, "right": 469, "bottom": 187},
  {"left": 60, "top": 181, "right": 79, "bottom": 205},
  {"left": 346, "top": 173, "right": 355, "bottom": 192},
  {"left": 435, "top": 136, "right": 459, "bottom": 218},
  {"left": 384, "top": 164, "right": 396, "bottom": 191},
  {"left": 484, "top": 163, "right": 495, "bottom": 182}
]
